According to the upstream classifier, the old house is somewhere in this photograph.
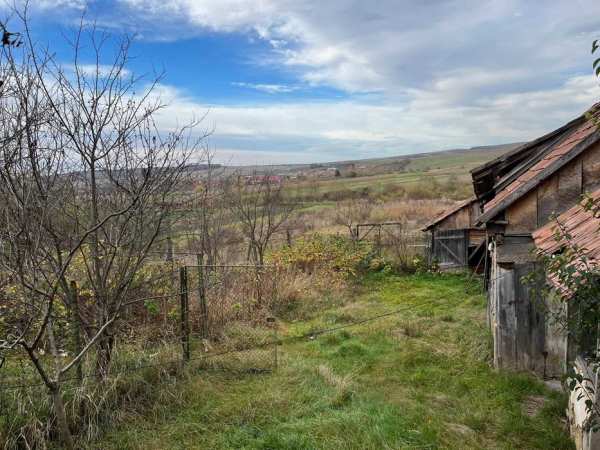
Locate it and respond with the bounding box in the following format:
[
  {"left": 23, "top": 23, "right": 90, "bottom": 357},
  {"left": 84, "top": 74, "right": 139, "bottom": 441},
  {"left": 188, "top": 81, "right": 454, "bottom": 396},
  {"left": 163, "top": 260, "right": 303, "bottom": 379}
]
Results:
[
  {"left": 471, "top": 103, "right": 600, "bottom": 378},
  {"left": 422, "top": 197, "right": 486, "bottom": 270}
]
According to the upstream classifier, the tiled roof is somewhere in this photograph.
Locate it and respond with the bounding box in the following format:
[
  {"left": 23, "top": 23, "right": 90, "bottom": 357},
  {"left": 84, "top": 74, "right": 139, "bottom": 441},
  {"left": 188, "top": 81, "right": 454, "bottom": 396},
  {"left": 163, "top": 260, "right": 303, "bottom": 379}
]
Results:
[
  {"left": 532, "top": 188, "right": 600, "bottom": 294},
  {"left": 478, "top": 116, "right": 599, "bottom": 224},
  {"left": 533, "top": 188, "right": 600, "bottom": 261}
]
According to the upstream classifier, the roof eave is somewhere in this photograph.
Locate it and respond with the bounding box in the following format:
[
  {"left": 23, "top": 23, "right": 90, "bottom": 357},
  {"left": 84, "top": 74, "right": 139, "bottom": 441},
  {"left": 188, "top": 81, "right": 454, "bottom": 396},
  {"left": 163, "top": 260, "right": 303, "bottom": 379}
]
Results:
[{"left": 477, "top": 129, "right": 600, "bottom": 225}]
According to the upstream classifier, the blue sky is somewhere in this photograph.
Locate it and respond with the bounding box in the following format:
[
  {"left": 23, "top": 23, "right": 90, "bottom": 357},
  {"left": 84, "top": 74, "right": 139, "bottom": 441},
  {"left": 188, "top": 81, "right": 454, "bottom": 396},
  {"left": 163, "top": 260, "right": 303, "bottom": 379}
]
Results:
[{"left": 9, "top": 0, "right": 600, "bottom": 164}]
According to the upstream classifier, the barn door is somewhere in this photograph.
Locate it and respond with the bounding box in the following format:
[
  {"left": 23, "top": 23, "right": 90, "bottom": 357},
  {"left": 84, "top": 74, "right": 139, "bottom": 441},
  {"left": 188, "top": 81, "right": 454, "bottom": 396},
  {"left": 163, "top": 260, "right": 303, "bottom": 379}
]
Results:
[{"left": 432, "top": 229, "right": 468, "bottom": 268}]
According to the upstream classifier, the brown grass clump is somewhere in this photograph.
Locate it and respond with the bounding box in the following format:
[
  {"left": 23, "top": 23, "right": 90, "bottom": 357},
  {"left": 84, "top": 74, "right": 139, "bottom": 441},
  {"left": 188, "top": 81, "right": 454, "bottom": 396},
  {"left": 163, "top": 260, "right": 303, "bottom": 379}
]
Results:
[{"left": 317, "top": 364, "right": 355, "bottom": 407}]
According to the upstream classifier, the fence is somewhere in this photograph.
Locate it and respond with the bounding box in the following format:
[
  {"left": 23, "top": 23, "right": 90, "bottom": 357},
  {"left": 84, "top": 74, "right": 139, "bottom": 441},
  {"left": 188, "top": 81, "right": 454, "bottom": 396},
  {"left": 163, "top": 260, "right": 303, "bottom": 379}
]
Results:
[
  {"left": 0, "top": 263, "right": 278, "bottom": 394},
  {"left": 182, "top": 263, "right": 279, "bottom": 371},
  {"left": 355, "top": 222, "right": 430, "bottom": 266}
]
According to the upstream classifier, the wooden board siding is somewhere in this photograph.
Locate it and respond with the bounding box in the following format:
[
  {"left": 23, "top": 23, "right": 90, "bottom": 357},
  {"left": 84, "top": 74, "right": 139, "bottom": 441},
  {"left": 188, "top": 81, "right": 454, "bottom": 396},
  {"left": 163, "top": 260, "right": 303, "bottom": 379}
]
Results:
[
  {"left": 503, "top": 144, "right": 594, "bottom": 234},
  {"left": 537, "top": 177, "right": 558, "bottom": 227},
  {"left": 558, "top": 158, "right": 583, "bottom": 209},
  {"left": 469, "top": 229, "right": 486, "bottom": 245},
  {"left": 489, "top": 241, "right": 566, "bottom": 376},
  {"left": 469, "top": 201, "right": 481, "bottom": 225},
  {"left": 435, "top": 205, "right": 471, "bottom": 230},
  {"left": 582, "top": 140, "right": 600, "bottom": 192},
  {"left": 506, "top": 190, "right": 537, "bottom": 233},
  {"left": 545, "top": 290, "right": 569, "bottom": 377},
  {"left": 497, "top": 264, "right": 517, "bottom": 370},
  {"left": 423, "top": 197, "right": 478, "bottom": 232}
]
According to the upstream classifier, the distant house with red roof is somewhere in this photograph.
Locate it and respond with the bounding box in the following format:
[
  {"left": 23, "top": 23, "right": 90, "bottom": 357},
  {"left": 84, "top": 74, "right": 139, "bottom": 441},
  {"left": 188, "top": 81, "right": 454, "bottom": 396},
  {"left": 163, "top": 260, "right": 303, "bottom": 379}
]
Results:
[{"left": 244, "top": 175, "right": 284, "bottom": 185}]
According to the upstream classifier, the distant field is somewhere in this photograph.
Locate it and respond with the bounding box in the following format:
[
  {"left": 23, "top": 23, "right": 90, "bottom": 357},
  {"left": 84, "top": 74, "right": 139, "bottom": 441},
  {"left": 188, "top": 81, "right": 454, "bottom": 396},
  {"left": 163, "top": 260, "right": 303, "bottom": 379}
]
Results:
[
  {"left": 403, "top": 147, "right": 512, "bottom": 172},
  {"left": 286, "top": 144, "right": 514, "bottom": 206}
]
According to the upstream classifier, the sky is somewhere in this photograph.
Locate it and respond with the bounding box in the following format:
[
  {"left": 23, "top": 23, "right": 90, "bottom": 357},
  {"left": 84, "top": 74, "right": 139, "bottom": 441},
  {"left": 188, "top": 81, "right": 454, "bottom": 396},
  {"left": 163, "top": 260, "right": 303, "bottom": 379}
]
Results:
[{"left": 7, "top": 0, "right": 600, "bottom": 164}]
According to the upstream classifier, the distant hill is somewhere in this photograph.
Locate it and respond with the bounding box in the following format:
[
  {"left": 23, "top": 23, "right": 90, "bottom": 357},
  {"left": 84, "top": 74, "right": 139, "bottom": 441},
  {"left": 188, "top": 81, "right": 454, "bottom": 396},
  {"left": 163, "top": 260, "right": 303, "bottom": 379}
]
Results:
[{"left": 212, "top": 142, "right": 522, "bottom": 176}]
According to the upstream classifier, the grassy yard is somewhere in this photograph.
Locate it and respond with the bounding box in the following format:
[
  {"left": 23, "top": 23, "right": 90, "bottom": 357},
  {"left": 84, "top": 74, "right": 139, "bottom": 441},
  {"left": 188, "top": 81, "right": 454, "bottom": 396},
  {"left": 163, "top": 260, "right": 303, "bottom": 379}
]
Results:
[{"left": 90, "top": 273, "right": 573, "bottom": 450}]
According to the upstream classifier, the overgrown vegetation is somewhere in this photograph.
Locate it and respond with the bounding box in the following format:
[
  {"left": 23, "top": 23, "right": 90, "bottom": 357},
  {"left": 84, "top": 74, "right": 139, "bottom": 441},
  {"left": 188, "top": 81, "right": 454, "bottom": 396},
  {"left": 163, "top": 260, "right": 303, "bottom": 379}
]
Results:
[{"left": 87, "top": 273, "right": 574, "bottom": 450}]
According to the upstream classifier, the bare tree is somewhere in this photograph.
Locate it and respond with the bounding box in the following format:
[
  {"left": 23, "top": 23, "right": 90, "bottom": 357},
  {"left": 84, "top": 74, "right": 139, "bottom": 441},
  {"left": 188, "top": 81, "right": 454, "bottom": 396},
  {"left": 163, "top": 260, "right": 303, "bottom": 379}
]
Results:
[
  {"left": 0, "top": 12, "right": 206, "bottom": 448},
  {"left": 226, "top": 172, "right": 296, "bottom": 266},
  {"left": 189, "top": 152, "right": 230, "bottom": 267},
  {"left": 334, "top": 198, "right": 373, "bottom": 239}
]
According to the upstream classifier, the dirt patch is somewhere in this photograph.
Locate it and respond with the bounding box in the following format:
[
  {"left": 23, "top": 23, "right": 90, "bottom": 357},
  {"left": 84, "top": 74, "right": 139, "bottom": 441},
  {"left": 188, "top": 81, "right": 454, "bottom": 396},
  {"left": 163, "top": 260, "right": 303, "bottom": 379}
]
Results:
[
  {"left": 446, "top": 422, "right": 475, "bottom": 436},
  {"left": 523, "top": 395, "right": 546, "bottom": 417}
]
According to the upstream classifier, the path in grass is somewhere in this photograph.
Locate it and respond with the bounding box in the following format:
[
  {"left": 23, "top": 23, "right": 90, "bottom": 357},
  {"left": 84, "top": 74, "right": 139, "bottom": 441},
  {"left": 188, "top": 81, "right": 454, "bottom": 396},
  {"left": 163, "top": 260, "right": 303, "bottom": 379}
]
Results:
[{"left": 92, "top": 273, "right": 573, "bottom": 450}]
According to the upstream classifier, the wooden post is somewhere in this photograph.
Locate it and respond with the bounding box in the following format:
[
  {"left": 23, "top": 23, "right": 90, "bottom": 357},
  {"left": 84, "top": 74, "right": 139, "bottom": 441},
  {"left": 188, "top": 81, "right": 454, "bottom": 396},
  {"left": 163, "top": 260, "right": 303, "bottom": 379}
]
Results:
[
  {"left": 179, "top": 266, "right": 190, "bottom": 362},
  {"left": 165, "top": 236, "right": 174, "bottom": 327},
  {"left": 464, "top": 229, "right": 469, "bottom": 269},
  {"left": 69, "top": 280, "right": 83, "bottom": 383},
  {"left": 267, "top": 317, "right": 277, "bottom": 371},
  {"left": 196, "top": 254, "right": 208, "bottom": 339},
  {"left": 165, "top": 236, "right": 174, "bottom": 262},
  {"left": 429, "top": 230, "right": 435, "bottom": 266}
]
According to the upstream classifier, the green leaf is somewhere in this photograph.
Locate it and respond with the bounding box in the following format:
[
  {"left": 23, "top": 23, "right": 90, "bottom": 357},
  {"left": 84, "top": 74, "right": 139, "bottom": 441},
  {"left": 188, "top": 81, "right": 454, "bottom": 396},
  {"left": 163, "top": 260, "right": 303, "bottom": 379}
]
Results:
[
  {"left": 596, "top": 66, "right": 600, "bottom": 77},
  {"left": 593, "top": 40, "right": 600, "bottom": 54},
  {"left": 594, "top": 58, "right": 600, "bottom": 70}
]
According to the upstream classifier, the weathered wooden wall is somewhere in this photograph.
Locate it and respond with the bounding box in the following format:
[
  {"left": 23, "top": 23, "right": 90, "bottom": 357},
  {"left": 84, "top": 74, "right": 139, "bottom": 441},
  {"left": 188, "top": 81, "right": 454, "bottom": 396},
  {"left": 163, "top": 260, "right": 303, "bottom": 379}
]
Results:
[
  {"left": 488, "top": 236, "right": 567, "bottom": 377},
  {"left": 582, "top": 141, "right": 600, "bottom": 192},
  {"left": 436, "top": 206, "right": 471, "bottom": 230},
  {"left": 505, "top": 141, "right": 600, "bottom": 234}
]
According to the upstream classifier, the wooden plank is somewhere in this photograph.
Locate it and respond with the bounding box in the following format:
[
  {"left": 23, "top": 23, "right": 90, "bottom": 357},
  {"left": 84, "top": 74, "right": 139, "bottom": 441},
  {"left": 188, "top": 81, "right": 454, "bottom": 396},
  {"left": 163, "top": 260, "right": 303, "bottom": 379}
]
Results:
[
  {"left": 437, "top": 238, "right": 462, "bottom": 265},
  {"left": 558, "top": 158, "right": 583, "bottom": 211},
  {"left": 582, "top": 141, "right": 600, "bottom": 192},
  {"left": 498, "top": 266, "right": 517, "bottom": 369}
]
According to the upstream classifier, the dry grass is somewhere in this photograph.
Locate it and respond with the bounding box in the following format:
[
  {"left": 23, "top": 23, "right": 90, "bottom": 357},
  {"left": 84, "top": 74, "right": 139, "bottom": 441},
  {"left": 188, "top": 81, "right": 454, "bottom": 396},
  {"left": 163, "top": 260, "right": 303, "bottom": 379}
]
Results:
[{"left": 316, "top": 364, "right": 355, "bottom": 407}]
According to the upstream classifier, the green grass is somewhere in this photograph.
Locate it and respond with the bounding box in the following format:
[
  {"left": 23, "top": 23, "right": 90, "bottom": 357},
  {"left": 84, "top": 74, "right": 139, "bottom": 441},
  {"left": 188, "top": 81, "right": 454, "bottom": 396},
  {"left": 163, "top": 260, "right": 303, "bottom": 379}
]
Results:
[
  {"left": 89, "top": 273, "right": 573, "bottom": 450},
  {"left": 404, "top": 148, "right": 509, "bottom": 172}
]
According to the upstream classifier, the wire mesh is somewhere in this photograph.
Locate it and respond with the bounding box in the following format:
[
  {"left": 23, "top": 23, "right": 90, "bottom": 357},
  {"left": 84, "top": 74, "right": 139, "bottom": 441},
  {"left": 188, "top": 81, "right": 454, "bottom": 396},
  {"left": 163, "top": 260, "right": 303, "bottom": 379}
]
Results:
[{"left": 186, "top": 264, "right": 278, "bottom": 372}]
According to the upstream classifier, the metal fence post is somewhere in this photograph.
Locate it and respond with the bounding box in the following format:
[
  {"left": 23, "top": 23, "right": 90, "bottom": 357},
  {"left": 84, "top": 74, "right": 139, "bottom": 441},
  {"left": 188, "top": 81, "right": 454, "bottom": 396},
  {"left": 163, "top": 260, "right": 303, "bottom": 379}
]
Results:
[
  {"left": 267, "top": 317, "right": 277, "bottom": 371},
  {"left": 196, "top": 254, "right": 208, "bottom": 339},
  {"left": 179, "top": 266, "right": 190, "bottom": 362}
]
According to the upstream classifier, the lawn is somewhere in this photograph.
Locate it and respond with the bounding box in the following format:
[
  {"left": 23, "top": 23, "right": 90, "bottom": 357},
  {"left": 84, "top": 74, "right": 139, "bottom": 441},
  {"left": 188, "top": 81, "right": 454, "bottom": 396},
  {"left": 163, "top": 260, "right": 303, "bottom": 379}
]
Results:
[{"left": 90, "top": 273, "right": 573, "bottom": 450}]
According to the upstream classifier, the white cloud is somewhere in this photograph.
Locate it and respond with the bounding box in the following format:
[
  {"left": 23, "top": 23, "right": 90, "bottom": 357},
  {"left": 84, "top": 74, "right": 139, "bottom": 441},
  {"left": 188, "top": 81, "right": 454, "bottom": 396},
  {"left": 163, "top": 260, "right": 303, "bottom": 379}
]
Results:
[
  {"left": 231, "top": 82, "right": 299, "bottom": 94},
  {"left": 65, "top": 63, "right": 131, "bottom": 79},
  {"left": 149, "top": 74, "right": 599, "bottom": 164},
  {"left": 11, "top": 0, "right": 600, "bottom": 163},
  {"left": 2, "top": 0, "right": 87, "bottom": 11},
  {"left": 116, "top": 0, "right": 600, "bottom": 95}
]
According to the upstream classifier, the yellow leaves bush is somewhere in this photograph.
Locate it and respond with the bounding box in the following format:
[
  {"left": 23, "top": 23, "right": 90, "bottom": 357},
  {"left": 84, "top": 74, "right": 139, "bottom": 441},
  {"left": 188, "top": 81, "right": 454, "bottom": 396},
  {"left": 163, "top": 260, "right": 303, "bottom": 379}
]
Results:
[{"left": 268, "top": 234, "right": 375, "bottom": 280}]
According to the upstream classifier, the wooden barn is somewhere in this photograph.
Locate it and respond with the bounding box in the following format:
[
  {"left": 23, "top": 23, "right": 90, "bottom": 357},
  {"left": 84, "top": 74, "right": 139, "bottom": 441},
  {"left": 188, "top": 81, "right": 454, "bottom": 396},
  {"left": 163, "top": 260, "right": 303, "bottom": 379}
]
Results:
[
  {"left": 422, "top": 197, "right": 486, "bottom": 271},
  {"left": 471, "top": 103, "right": 600, "bottom": 379}
]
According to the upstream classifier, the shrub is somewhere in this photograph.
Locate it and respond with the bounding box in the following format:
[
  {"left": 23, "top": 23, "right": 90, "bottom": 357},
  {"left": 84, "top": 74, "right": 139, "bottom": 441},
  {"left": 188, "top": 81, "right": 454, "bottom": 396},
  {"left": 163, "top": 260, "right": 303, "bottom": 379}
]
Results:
[{"left": 268, "top": 234, "right": 375, "bottom": 279}]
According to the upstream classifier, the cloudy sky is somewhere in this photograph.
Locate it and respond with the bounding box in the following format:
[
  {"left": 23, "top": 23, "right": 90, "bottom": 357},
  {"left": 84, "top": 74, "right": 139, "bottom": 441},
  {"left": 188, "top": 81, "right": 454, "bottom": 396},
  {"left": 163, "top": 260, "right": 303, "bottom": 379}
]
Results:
[{"left": 12, "top": 0, "right": 600, "bottom": 164}]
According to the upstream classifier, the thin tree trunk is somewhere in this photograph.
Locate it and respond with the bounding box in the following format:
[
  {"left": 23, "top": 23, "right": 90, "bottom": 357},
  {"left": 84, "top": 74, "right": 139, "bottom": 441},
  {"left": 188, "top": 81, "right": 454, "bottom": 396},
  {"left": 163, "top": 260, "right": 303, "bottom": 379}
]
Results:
[
  {"left": 69, "top": 280, "right": 83, "bottom": 383},
  {"left": 50, "top": 384, "right": 75, "bottom": 450}
]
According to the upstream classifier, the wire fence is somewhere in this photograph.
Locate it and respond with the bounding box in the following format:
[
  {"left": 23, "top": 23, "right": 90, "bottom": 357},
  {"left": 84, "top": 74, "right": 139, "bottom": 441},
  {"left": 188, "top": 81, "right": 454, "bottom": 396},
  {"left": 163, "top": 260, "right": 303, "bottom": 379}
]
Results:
[
  {"left": 0, "top": 263, "right": 485, "bottom": 450},
  {"left": 0, "top": 263, "right": 279, "bottom": 393},
  {"left": 355, "top": 222, "right": 430, "bottom": 268},
  {"left": 0, "top": 286, "right": 472, "bottom": 392}
]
